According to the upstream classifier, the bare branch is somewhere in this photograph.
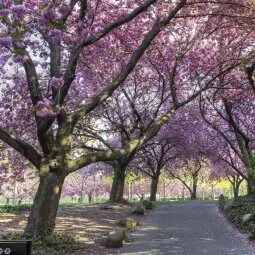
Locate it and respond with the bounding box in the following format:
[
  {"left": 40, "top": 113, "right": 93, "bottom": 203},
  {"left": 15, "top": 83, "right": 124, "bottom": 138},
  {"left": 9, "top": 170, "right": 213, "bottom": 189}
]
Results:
[{"left": 0, "top": 127, "right": 42, "bottom": 169}]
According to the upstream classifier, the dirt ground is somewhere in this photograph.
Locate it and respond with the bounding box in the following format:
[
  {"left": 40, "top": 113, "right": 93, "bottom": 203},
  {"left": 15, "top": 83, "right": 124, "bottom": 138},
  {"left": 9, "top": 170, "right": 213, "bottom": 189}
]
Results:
[{"left": 0, "top": 203, "right": 147, "bottom": 255}]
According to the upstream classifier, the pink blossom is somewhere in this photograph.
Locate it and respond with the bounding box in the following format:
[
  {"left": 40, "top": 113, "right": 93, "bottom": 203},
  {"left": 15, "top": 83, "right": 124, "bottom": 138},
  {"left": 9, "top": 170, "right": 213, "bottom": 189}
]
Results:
[
  {"left": 36, "top": 99, "right": 60, "bottom": 117},
  {"left": 0, "top": 9, "right": 10, "bottom": 17},
  {"left": 2, "top": 0, "right": 12, "bottom": 8},
  {"left": 42, "top": 8, "right": 58, "bottom": 21},
  {"left": 50, "top": 77, "right": 64, "bottom": 89},
  {"left": 0, "top": 37, "right": 12, "bottom": 47},
  {"left": 46, "top": 108, "right": 60, "bottom": 117},
  {"left": 11, "top": 5, "right": 26, "bottom": 18},
  {"left": 58, "top": 4, "right": 71, "bottom": 16},
  {"left": 49, "top": 29, "right": 62, "bottom": 40},
  {"left": 36, "top": 106, "right": 60, "bottom": 117},
  {"left": 13, "top": 55, "right": 24, "bottom": 63},
  {"left": 36, "top": 108, "right": 50, "bottom": 117},
  {"left": 37, "top": 98, "right": 51, "bottom": 108},
  {"left": 41, "top": 62, "right": 49, "bottom": 69},
  {"left": 87, "top": 9, "right": 95, "bottom": 20},
  {"left": 38, "top": 17, "right": 49, "bottom": 26}
]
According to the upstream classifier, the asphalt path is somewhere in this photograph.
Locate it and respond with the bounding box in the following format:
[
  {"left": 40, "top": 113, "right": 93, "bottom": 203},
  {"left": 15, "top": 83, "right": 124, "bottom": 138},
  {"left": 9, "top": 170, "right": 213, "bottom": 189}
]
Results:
[{"left": 120, "top": 201, "right": 255, "bottom": 255}]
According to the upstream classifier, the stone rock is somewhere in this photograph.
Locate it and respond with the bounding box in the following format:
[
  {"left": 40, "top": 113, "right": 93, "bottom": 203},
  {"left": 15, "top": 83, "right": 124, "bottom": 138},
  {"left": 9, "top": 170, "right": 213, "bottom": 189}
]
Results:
[
  {"left": 100, "top": 204, "right": 114, "bottom": 210},
  {"left": 119, "top": 218, "right": 138, "bottom": 230},
  {"left": 243, "top": 214, "right": 252, "bottom": 223},
  {"left": 223, "top": 198, "right": 235, "bottom": 210},
  {"left": 242, "top": 213, "right": 255, "bottom": 223},
  {"left": 106, "top": 227, "right": 126, "bottom": 248},
  {"left": 132, "top": 204, "right": 146, "bottom": 215},
  {"left": 224, "top": 198, "right": 243, "bottom": 210},
  {"left": 143, "top": 200, "right": 156, "bottom": 210},
  {"left": 218, "top": 194, "right": 225, "bottom": 210}
]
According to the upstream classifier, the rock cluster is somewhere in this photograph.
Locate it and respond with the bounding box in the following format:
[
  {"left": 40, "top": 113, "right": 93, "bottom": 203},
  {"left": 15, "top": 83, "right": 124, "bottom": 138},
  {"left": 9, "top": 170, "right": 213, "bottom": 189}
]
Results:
[{"left": 106, "top": 200, "right": 157, "bottom": 248}]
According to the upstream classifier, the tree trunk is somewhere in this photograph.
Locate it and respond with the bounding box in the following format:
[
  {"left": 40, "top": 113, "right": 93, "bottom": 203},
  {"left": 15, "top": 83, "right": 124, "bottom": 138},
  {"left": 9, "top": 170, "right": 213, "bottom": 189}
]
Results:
[
  {"left": 233, "top": 177, "right": 243, "bottom": 199},
  {"left": 150, "top": 175, "right": 159, "bottom": 201},
  {"left": 191, "top": 175, "right": 198, "bottom": 200},
  {"left": 109, "top": 164, "right": 126, "bottom": 202},
  {"left": 233, "top": 186, "right": 239, "bottom": 199},
  {"left": 247, "top": 174, "right": 255, "bottom": 196},
  {"left": 128, "top": 182, "right": 131, "bottom": 202},
  {"left": 130, "top": 182, "right": 133, "bottom": 202},
  {"left": 25, "top": 164, "right": 66, "bottom": 237}
]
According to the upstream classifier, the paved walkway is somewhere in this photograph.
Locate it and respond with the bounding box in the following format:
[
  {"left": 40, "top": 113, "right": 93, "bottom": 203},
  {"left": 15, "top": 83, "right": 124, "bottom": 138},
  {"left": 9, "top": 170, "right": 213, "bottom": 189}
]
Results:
[{"left": 121, "top": 201, "right": 255, "bottom": 255}]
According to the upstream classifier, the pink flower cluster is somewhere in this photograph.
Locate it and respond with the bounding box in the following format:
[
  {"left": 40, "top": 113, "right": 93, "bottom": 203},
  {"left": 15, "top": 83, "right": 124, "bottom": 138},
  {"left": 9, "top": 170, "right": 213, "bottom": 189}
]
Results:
[
  {"left": 49, "top": 29, "right": 62, "bottom": 40},
  {"left": 13, "top": 55, "right": 24, "bottom": 63},
  {"left": 42, "top": 8, "right": 58, "bottom": 21},
  {"left": 2, "top": 0, "right": 12, "bottom": 8},
  {"left": 58, "top": 4, "right": 71, "bottom": 16},
  {"left": 50, "top": 76, "right": 64, "bottom": 89},
  {"left": 11, "top": 4, "right": 26, "bottom": 18},
  {"left": 36, "top": 98, "right": 60, "bottom": 117},
  {"left": 0, "top": 37, "right": 12, "bottom": 48},
  {"left": 39, "top": 8, "right": 58, "bottom": 26},
  {"left": 0, "top": 9, "right": 9, "bottom": 17}
]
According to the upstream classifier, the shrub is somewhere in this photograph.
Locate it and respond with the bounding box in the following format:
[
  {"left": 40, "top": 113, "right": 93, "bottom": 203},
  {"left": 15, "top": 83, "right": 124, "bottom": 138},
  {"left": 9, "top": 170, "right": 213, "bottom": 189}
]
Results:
[
  {"left": 0, "top": 204, "right": 31, "bottom": 213},
  {"left": 221, "top": 195, "right": 255, "bottom": 240}
]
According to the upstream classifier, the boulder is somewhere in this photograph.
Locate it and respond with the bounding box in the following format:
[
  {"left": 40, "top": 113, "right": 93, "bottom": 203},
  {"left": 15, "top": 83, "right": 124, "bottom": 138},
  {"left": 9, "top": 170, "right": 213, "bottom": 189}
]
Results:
[
  {"left": 224, "top": 198, "right": 243, "bottom": 210},
  {"left": 118, "top": 218, "right": 138, "bottom": 230},
  {"left": 143, "top": 200, "right": 156, "bottom": 210},
  {"left": 242, "top": 213, "right": 255, "bottom": 223},
  {"left": 218, "top": 194, "right": 225, "bottom": 210},
  {"left": 100, "top": 204, "right": 114, "bottom": 210},
  {"left": 106, "top": 227, "right": 126, "bottom": 248},
  {"left": 132, "top": 204, "right": 146, "bottom": 215},
  {"left": 243, "top": 214, "right": 252, "bottom": 223},
  {"left": 224, "top": 198, "right": 235, "bottom": 210}
]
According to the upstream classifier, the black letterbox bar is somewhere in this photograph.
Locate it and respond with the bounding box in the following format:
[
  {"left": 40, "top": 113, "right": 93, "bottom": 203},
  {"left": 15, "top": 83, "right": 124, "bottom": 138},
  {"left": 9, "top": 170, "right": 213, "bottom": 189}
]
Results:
[{"left": 0, "top": 240, "right": 32, "bottom": 255}]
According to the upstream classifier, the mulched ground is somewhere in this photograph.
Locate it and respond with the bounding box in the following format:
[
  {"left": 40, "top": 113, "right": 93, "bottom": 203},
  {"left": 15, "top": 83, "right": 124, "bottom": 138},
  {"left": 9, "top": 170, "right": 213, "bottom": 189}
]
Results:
[{"left": 0, "top": 203, "right": 147, "bottom": 255}]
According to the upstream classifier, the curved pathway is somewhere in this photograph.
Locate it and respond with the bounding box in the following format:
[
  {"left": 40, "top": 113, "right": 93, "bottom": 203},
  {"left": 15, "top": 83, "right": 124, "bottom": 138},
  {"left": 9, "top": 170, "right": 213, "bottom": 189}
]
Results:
[{"left": 121, "top": 201, "right": 255, "bottom": 255}]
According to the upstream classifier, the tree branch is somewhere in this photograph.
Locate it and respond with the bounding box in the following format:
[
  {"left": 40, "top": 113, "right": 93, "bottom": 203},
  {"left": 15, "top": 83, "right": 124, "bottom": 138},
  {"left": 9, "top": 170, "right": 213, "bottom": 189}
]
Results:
[
  {"left": 72, "top": 0, "right": 187, "bottom": 123},
  {"left": 58, "top": 0, "right": 158, "bottom": 106},
  {"left": 0, "top": 127, "right": 42, "bottom": 169}
]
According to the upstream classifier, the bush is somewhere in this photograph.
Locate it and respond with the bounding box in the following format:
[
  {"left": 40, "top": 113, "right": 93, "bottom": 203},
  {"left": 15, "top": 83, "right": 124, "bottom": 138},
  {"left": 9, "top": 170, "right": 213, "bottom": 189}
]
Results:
[
  {"left": 0, "top": 204, "right": 31, "bottom": 213},
  {"left": 221, "top": 195, "right": 255, "bottom": 240}
]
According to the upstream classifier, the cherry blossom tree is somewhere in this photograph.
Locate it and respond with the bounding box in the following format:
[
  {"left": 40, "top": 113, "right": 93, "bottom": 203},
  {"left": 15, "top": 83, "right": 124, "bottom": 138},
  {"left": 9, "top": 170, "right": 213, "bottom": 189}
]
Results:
[
  {"left": 0, "top": 0, "right": 253, "bottom": 237},
  {"left": 136, "top": 133, "right": 180, "bottom": 201},
  {"left": 200, "top": 84, "right": 255, "bottom": 194}
]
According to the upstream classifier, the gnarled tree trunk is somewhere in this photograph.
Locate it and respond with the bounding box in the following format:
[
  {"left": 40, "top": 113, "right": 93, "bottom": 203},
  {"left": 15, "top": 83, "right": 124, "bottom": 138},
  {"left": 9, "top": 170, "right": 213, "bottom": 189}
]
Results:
[
  {"left": 191, "top": 174, "right": 198, "bottom": 200},
  {"left": 109, "top": 164, "right": 126, "bottom": 202},
  {"left": 25, "top": 162, "right": 67, "bottom": 237},
  {"left": 150, "top": 175, "right": 159, "bottom": 201},
  {"left": 247, "top": 174, "right": 255, "bottom": 196}
]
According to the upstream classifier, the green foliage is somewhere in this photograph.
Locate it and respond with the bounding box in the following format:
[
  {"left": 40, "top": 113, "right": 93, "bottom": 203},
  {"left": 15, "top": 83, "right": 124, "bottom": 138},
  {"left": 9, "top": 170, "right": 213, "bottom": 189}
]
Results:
[
  {"left": 0, "top": 232, "right": 81, "bottom": 255},
  {"left": 0, "top": 204, "right": 31, "bottom": 213},
  {"left": 221, "top": 196, "right": 255, "bottom": 240}
]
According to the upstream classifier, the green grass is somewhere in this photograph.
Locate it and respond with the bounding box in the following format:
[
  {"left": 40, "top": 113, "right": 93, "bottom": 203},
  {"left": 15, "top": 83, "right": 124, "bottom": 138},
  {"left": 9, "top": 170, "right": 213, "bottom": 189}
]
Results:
[
  {"left": 0, "top": 200, "right": 106, "bottom": 213},
  {"left": 0, "top": 204, "right": 31, "bottom": 213}
]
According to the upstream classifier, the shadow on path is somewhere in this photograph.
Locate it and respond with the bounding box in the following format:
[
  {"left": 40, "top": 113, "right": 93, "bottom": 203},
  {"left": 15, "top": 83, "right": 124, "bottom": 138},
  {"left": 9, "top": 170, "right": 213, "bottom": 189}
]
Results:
[{"left": 121, "top": 201, "right": 255, "bottom": 255}]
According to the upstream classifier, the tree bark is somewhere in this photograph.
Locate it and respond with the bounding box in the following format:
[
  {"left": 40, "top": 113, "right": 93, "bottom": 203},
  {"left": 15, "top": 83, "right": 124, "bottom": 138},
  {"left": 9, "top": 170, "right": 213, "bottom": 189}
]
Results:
[
  {"left": 150, "top": 175, "right": 159, "bottom": 201},
  {"left": 109, "top": 164, "right": 126, "bottom": 202},
  {"left": 247, "top": 174, "right": 255, "bottom": 196},
  {"left": 191, "top": 174, "right": 198, "bottom": 200},
  {"left": 25, "top": 163, "right": 66, "bottom": 237},
  {"left": 233, "top": 186, "right": 239, "bottom": 199}
]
